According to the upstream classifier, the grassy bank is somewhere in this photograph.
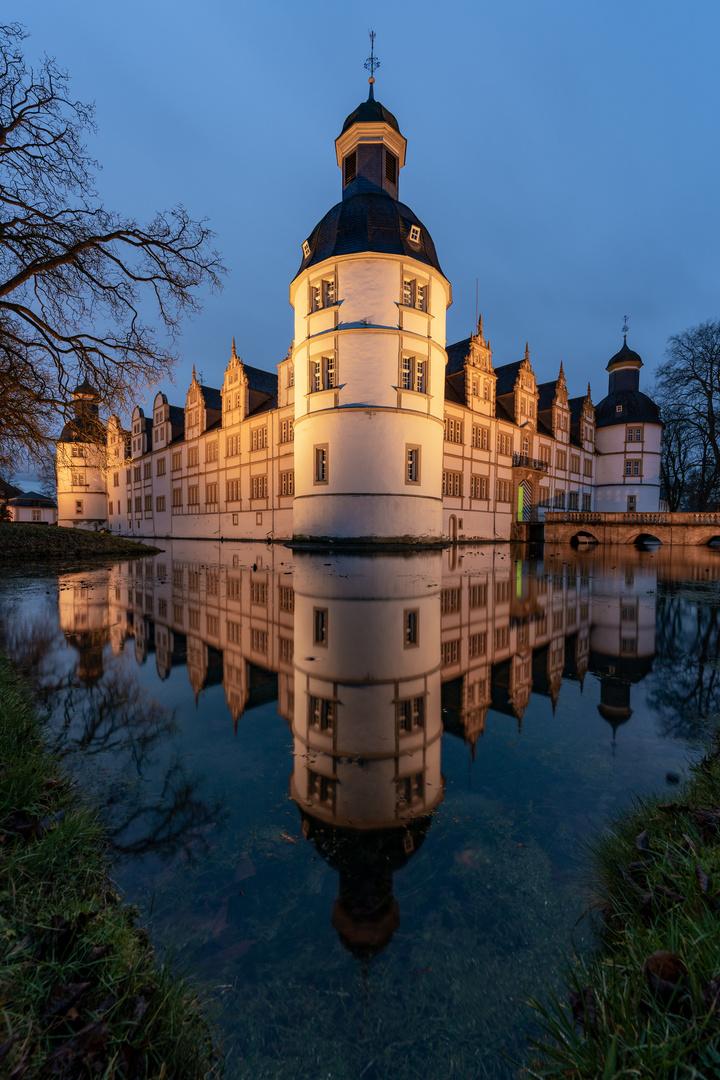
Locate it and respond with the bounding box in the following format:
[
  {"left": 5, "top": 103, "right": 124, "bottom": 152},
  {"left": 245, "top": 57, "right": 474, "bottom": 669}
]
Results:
[
  {"left": 0, "top": 658, "right": 218, "bottom": 1078},
  {"left": 527, "top": 741, "right": 720, "bottom": 1079},
  {"left": 0, "top": 522, "right": 160, "bottom": 562}
]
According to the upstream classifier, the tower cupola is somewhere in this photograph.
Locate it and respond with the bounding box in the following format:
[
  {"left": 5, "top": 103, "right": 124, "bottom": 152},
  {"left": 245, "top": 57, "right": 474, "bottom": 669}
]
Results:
[
  {"left": 606, "top": 336, "right": 643, "bottom": 394},
  {"left": 335, "top": 82, "right": 407, "bottom": 201}
]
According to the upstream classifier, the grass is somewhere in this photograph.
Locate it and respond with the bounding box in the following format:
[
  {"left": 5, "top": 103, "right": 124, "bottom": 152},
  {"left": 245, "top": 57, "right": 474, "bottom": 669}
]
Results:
[
  {"left": 0, "top": 522, "right": 160, "bottom": 563},
  {"left": 0, "top": 657, "right": 219, "bottom": 1078},
  {"left": 526, "top": 739, "right": 720, "bottom": 1079}
]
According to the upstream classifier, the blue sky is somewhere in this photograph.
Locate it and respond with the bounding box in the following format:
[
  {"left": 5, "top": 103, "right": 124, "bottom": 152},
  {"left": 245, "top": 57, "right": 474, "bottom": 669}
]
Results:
[{"left": 6, "top": 0, "right": 720, "bottom": 476}]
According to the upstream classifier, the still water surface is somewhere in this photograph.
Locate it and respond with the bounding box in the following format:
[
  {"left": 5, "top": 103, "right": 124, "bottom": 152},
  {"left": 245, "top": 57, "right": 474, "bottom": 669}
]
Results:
[{"left": 3, "top": 542, "right": 720, "bottom": 1079}]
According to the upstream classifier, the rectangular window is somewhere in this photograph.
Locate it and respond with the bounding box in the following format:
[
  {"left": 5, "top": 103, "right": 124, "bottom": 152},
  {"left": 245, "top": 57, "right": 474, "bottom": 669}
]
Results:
[
  {"left": 406, "top": 446, "right": 420, "bottom": 483},
  {"left": 226, "top": 479, "right": 240, "bottom": 501},
  {"left": 134, "top": 496, "right": 142, "bottom": 512},
  {"left": 113, "top": 472, "right": 119, "bottom": 487},
  {"left": 172, "top": 487, "right": 182, "bottom": 507},
  {"left": 227, "top": 620, "right": 241, "bottom": 643},
  {"left": 251, "top": 426, "right": 268, "bottom": 450},
  {"left": 495, "top": 580, "right": 509, "bottom": 603},
  {"left": 188, "top": 447, "right": 199, "bottom": 467},
  {"left": 250, "top": 581, "right": 268, "bottom": 605},
  {"left": 444, "top": 417, "right": 464, "bottom": 444},
  {"left": 279, "top": 636, "right": 294, "bottom": 663},
  {"left": 314, "top": 446, "right": 328, "bottom": 484},
  {"left": 144, "top": 462, "right": 152, "bottom": 479},
  {"left": 309, "top": 696, "right": 336, "bottom": 731},
  {"left": 280, "top": 470, "right": 294, "bottom": 496},
  {"left": 309, "top": 355, "right": 337, "bottom": 393},
  {"left": 144, "top": 494, "right": 152, "bottom": 512},
  {"left": 441, "top": 587, "right": 461, "bottom": 613},
  {"left": 385, "top": 150, "right": 397, "bottom": 184},
  {"left": 441, "top": 639, "right": 460, "bottom": 666},
  {"left": 583, "top": 458, "right": 592, "bottom": 477},
  {"left": 557, "top": 451, "right": 567, "bottom": 471},
  {"left": 156, "top": 495, "right": 166, "bottom": 512},
  {"left": 251, "top": 475, "right": 268, "bottom": 499},
  {"left": 71, "top": 445, "right": 85, "bottom": 458},
  {"left": 280, "top": 419, "right": 294, "bottom": 443},
  {"left": 227, "top": 576, "right": 241, "bottom": 601},
  {"left": 251, "top": 629, "right": 268, "bottom": 654},
  {"left": 134, "top": 466, "right": 141, "bottom": 481},
  {"left": 472, "top": 425, "right": 490, "bottom": 450},
  {"left": 226, "top": 434, "right": 240, "bottom": 457},
  {"left": 108, "top": 502, "right": 113, "bottom": 517},
  {"left": 468, "top": 632, "right": 487, "bottom": 658},
  {"left": 442, "top": 470, "right": 462, "bottom": 497},
  {"left": 582, "top": 493, "right": 592, "bottom": 511},
  {"left": 554, "top": 491, "right": 566, "bottom": 509},
  {"left": 496, "top": 479, "right": 511, "bottom": 502},
  {"left": 627, "top": 494, "right": 637, "bottom": 512},
  {"left": 188, "top": 485, "right": 199, "bottom": 505},
  {"left": 570, "top": 454, "right": 580, "bottom": 473},
  {"left": 401, "top": 355, "right": 427, "bottom": 393},
  {"left": 404, "top": 609, "right": 419, "bottom": 646},
  {"left": 470, "top": 475, "right": 488, "bottom": 499},
  {"left": 172, "top": 451, "right": 182, "bottom": 471},
  {"left": 279, "top": 585, "right": 295, "bottom": 612},
  {"left": 157, "top": 457, "right": 166, "bottom": 476},
  {"left": 625, "top": 459, "right": 641, "bottom": 477},
  {"left": 206, "top": 614, "right": 219, "bottom": 638},
  {"left": 627, "top": 427, "right": 643, "bottom": 442},
  {"left": 206, "top": 441, "right": 218, "bottom": 462},
  {"left": 313, "top": 607, "right": 328, "bottom": 646},
  {"left": 539, "top": 487, "right": 551, "bottom": 507},
  {"left": 469, "top": 583, "right": 487, "bottom": 608},
  {"left": 539, "top": 446, "right": 550, "bottom": 464},
  {"left": 206, "top": 482, "right": 218, "bottom": 504},
  {"left": 568, "top": 491, "right": 579, "bottom": 510},
  {"left": 75, "top": 500, "right": 83, "bottom": 515},
  {"left": 495, "top": 626, "right": 509, "bottom": 650},
  {"left": 402, "top": 278, "right": 427, "bottom": 311},
  {"left": 396, "top": 696, "right": 424, "bottom": 734},
  {"left": 497, "top": 432, "right": 512, "bottom": 456}
]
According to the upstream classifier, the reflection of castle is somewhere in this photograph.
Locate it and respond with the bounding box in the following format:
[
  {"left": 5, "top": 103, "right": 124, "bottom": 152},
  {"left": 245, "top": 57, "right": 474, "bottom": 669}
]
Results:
[{"left": 57, "top": 540, "right": 714, "bottom": 952}]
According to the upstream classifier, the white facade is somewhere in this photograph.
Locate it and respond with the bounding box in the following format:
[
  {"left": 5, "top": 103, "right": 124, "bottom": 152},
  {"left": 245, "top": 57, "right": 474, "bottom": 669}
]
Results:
[{"left": 55, "top": 92, "right": 662, "bottom": 543}]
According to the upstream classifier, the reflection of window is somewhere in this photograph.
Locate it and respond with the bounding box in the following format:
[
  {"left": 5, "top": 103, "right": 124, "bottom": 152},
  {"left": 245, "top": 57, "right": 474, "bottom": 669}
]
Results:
[
  {"left": 621, "top": 604, "right": 637, "bottom": 621},
  {"left": 251, "top": 629, "right": 268, "bottom": 654},
  {"left": 396, "top": 772, "right": 424, "bottom": 808},
  {"left": 441, "top": 639, "right": 460, "bottom": 666},
  {"left": 494, "top": 626, "right": 509, "bottom": 649},
  {"left": 469, "top": 583, "right": 487, "bottom": 608},
  {"left": 309, "top": 696, "right": 336, "bottom": 731},
  {"left": 397, "top": 696, "right": 424, "bottom": 733},
  {"left": 308, "top": 770, "right": 335, "bottom": 809},
  {"left": 621, "top": 637, "right": 636, "bottom": 654},
  {"left": 250, "top": 581, "right": 268, "bottom": 605},
  {"left": 404, "top": 609, "right": 419, "bottom": 646},
  {"left": 279, "top": 585, "right": 294, "bottom": 612},
  {"left": 468, "top": 632, "right": 486, "bottom": 657},
  {"left": 441, "top": 588, "right": 461, "bottom": 613},
  {"left": 313, "top": 607, "right": 328, "bottom": 646}
]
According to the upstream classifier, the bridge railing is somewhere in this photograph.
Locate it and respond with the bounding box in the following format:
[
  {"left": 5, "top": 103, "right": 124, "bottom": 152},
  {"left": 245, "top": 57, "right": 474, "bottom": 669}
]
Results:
[{"left": 544, "top": 511, "right": 720, "bottom": 527}]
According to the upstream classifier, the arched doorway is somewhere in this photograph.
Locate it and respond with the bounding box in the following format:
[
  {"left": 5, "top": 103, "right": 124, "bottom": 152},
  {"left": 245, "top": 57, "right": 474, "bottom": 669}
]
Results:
[
  {"left": 448, "top": 514, "right": 458, "bottom": 542},
  {"left": 518, "top": 480, "right": 532, "bottom": 522}
]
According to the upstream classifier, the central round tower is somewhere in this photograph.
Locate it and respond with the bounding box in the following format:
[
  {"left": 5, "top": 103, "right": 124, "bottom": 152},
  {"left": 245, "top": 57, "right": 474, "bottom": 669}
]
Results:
[{"left": 290, "top": 84, "right": 451, "bottom": 544}]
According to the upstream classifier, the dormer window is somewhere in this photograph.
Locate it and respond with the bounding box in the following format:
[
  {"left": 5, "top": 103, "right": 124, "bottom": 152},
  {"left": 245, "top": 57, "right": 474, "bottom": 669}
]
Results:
[
  {"left": 408, "top": 225, "right": 421, "bottom": 244},
  {"left": 302, "top": 240, "right": 311, "bottom": 259},
  {"left": 345, "top": 151, "right": 357, "bottom": 184},
  {"left": 385, "top": 151, "right": 397, "bottom": 184},
  {"left": 615, "top": 404, "right": 623, "bottom": 413}
]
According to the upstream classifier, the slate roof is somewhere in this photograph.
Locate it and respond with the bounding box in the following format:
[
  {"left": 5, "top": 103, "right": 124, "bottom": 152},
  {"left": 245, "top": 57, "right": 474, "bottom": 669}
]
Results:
[
  {"left": 445, "top": 338, "right": 471, "bottom": 376},
  {"left": 494, "top": 361, "right": 522, "bottom": 397},
  {"left": 0, "top": 477, "right": 22, "bottom": 500},
  {"left": 444, "top": 371, "right": 466, "bottom": 405},
  {"left": 296, "top": 192, "right": 443, "bottom": 278},
  {"left": 595, "top": 389, "right": 662, "bottom": 429},
  {"left": 536, "top": 380, "right": 558, "bottom": 412},
  {"left": 607, "top": 339, "right": 643, "bottom": 371},
  {"left": 168, "top": 405, "right": 185, "bottom": 426},
  {"left": 341, "top": 96, "right": 401, "bottom": 135},
  {"left": 72, "top": 379, "right": 99, "bottom": 397},
  {"left": 58, "top": 416, "right": 107, "bottom": 444},
  {"left": 199, "top": 385, "right": 222, "bottom": 411},
  {"left": 568, "top": 395, "right": 588, "bottom": 425},
  {"left": 243, "top": 364, "right": 278, "bottom": 397},
  {"left": 8, "top": 491, "right": 57, "bottom": 507}
]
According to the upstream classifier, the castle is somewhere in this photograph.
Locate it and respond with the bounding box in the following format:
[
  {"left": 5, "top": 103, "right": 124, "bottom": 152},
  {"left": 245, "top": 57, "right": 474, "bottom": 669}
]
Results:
[{"left": 56, "top": 82, "right": 663, "bottom": 542}]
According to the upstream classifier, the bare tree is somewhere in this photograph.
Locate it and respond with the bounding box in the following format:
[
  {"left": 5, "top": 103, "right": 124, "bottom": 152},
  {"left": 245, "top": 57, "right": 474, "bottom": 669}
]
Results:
[
  {"left": 0, "top": 23, "right": 224, "bottom": 471},
  {"left": 654, "top": 320, "right": 720, "bottom": 510}
]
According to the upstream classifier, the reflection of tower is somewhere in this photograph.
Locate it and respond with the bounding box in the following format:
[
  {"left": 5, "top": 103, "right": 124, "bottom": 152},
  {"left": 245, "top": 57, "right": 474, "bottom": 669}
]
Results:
[
  {"left": 290, "top": 553, "right": 444, "bottom": 957},
  {"left": 589, "top": 556, "right": 657, "bottom": 750},
  {"left": 58, "top": 569, "right": 110, "bottom": 686}
]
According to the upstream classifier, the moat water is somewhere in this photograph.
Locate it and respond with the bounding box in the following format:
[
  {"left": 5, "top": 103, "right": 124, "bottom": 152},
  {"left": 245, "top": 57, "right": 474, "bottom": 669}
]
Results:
[{"left": 3, "top": 542, "right": 720, "bottom": 1079}]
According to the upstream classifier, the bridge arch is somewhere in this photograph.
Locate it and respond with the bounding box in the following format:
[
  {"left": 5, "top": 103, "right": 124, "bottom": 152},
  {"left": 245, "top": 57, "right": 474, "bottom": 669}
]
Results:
[
  {"left": 630, "top": 532, "right": 663, "bottom": 547},
  {"left": 570, "top": 530, "right": 599, "bottom": 547}
]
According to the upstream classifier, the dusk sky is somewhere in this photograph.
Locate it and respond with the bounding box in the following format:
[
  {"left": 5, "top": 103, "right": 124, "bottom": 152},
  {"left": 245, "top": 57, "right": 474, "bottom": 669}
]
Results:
[{"left": 6, "top": 0, "right": 720, "bottom": 462}]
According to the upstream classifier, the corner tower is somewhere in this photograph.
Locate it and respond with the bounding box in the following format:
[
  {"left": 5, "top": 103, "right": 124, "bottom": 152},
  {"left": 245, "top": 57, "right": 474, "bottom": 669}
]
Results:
[{"left": 289, "top": 81, "right": 452, "bottom": 544}]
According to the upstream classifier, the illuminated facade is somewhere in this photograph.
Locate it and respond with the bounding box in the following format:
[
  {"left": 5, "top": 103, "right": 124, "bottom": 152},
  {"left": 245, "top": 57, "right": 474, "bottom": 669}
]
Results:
[{"left": 56, "top": 88, "right": 662, "bottom": 542}]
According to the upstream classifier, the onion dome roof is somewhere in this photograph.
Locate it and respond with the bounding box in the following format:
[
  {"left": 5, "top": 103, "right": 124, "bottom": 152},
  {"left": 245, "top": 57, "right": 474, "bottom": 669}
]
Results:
[
  {"left": 72, "top": 378, "right": 100, "bottom": 396},
  {"left": 296, "top": 191, "right": 443, "bottom": 277},
  {"left": 594, "top": 389, "right": 662, "bottom": 428},
  {"left": 341, "top": 97, "right": 400, "bottom": 134},
  {"left": 606, "top": 339, "right": 643, "bottom": 371}
]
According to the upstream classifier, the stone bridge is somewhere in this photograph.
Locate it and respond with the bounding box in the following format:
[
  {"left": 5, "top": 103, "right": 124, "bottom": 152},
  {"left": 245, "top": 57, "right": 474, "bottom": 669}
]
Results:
[{"left": 543, "top": 511, "right": 720, "bottom": 546}]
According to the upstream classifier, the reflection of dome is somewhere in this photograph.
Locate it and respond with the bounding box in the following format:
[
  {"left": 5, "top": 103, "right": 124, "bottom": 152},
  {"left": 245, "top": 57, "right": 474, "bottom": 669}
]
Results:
[
  {"left": 301, "top": 811, "right": 432, "bottom": 959},
  {"left": 64, "top": 630, "right": 108, "bottom": 687}
]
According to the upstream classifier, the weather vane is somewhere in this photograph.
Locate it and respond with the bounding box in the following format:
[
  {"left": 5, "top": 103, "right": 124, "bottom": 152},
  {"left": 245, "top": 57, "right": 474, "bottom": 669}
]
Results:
[
  {"left": 364, "top": 30, "right": 380, "bottom": 81},
  {"left": 622, "top": 314, "right": 629, "bottom": 336}
]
